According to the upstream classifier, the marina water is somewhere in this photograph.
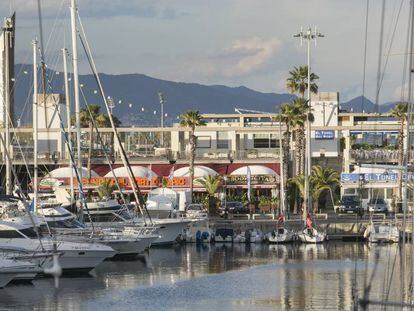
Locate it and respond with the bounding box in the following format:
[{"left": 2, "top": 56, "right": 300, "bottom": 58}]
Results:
[{"left": 0, "top": 242, "right": 408, "bottom": 310}]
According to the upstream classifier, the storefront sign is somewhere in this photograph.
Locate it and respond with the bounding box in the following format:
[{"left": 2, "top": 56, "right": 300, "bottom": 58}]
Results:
[
  {"left": 341, "top": 173, "right": 414, "bottom": 183},
  {"left": 315, "top": 130, "right": 335, "bottom": 140},
  {"left": 226, "top": 174, "right": 278, "bottom": 185},
  {"left": 40, "top": 177, "right": 189, "bottom": 188}
]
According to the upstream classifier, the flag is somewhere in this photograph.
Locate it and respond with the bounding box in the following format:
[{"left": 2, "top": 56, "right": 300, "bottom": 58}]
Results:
[
  {"left": 306, "top": 213, "right": 313, "bottom": 229},
  {"left": 277, "top": 209, "right": 284, "bottom": 226},
  {"left": 247, "top": 166, "right": 251, "bottom": 202}
]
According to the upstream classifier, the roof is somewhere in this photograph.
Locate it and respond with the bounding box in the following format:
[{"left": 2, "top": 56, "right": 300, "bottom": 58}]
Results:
[{"left": 104, "top": 166, "right": 158, "bottom": 178}]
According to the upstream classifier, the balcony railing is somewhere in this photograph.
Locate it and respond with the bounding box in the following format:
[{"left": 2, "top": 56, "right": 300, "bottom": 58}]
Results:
[
  {"left": 7, "top": 147, "right": 280, "bottom": 164},
  {"left": 349, "top": 149, "right": 401, "bottom": 163}
]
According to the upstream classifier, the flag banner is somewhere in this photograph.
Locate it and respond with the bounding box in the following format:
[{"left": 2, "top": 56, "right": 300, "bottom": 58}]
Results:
[
  {"left": 247, "top": 166, "right": 251, "bottom": 202},
  {"left": 278, "top": 209, "right": 284, "bottom": 226},
  {"left": 306, "top": 213, "right": 313, "bottom": 229}
]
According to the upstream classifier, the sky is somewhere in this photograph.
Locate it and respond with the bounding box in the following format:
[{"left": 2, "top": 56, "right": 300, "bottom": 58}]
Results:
[{"left": 3, "top": 0, "right": 412, "bottom": 103}]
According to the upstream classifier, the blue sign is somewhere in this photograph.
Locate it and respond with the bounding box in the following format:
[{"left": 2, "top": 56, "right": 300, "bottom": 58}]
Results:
[
  {"left": 315, "top": 130, "right": 335, "bottom": 140},
  {"left": 341, "top": 173, "right": 414, "bottom": 183}
]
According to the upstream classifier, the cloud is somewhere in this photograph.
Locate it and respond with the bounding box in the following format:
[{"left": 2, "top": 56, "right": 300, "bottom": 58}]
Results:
[{"left": 190, "top": 37, "right": 281, "bottom": 78}]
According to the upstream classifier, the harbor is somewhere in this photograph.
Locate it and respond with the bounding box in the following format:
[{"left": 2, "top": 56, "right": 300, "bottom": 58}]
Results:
[{"left": 1, "top": 0, "right": 414, "bottom": 310}]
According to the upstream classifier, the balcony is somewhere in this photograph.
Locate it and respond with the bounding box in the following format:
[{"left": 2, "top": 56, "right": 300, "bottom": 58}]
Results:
[{"left": 349, "top": 149, "right": 401, "bottom": 163}]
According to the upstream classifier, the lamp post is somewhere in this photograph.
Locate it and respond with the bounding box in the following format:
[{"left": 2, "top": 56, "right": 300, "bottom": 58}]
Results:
[
  {"left": 158, "top": 92, "right": 166, "bottom": 147},
  {"left": 294, "top": 26, "right": 324, "bottom": 220}
]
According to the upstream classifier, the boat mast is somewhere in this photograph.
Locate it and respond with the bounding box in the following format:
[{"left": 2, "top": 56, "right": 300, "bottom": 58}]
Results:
[
  {"left": 3, "top": 16, "right": 13, "bottom": 195},
  {"left": 278, "top": 113, "right": 285, "bottom": 218},
  {"left": 33, "top": 39, "right": 38, "bottom": 213},
  {"left": 62, "top": 47, "right": 74, "bottom": 202},
  {"left": 70, "top": 0, "right": 82, "bottom": 181}
]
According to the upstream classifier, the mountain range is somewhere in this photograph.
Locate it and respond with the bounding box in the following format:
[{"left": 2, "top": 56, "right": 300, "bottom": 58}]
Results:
[{"left": 13, "top": 64, "right": 396, "bottom": 126}]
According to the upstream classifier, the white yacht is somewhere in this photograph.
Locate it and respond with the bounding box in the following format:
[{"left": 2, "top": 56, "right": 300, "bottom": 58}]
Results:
[
  {"left": 38, "top": 204, "right": 159, "bottom": 257},
  {"left": 364, "top": 221, "right": 399, "bottom": 243},
  {"left": 267, "top": 227, "right": 296, "bottom": 243},
  {"left": 0, "top": 218, "right": 116, "bottom": 273},
  {"left": 234, "top": 229, "right": 264, "bottom": 243},
  {"left": 297, "top": 227, "right": 327, "bottom": 244},
  {"left": 0, "top": 257, "right": 41, "bottom": 288},
  {"left": 82, "top": 199, "right": 190, "bottom": 245}
]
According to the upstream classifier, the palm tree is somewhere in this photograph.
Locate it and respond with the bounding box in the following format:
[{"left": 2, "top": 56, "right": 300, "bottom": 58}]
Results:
[
  {"left": 275, "top": 103, "right": 302, "bottom": 200},
  {"left": 71, "top": 106, "right": 121, "bottom": 178},
  {"left": 390, "top": 102, "right": 408, "bottom": 204},
  {"left": 199, "top": 175, "right": 222, "bottom": 215},
  {"left": 180, "top": 110, "right": 206, "bottom": 201},
  {"left": 292, "top": 98, "right": 314, "bottom": 175},
  {"left": 290, "top": 165, "right": 339, "bottom": 214},
  {"left": 310, "top": 165, "right": 339, "bottom": 212},
  {"left": 286, "top": 66, "right": 319, "bottom": 98},
  {"left": 97, "top": 179, "right": 116, "bottom": 200}
]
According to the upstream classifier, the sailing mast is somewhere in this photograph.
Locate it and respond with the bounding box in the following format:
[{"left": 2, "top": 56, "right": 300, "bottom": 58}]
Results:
[
  {"left": 33, "top": 39, "right": 38, "bottom": 213},
  {"left": 278, "top": 112, "right": 286, "bottom": 218},
  {"left": 62, "top": 48, "right": 74, "bottom": 202},
  {"left": 70, "top": 0, "right": 82, "bottom": 182}
]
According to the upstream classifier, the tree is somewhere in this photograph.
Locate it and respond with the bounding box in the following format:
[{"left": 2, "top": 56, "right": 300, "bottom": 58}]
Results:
[
  {"left": 275, "top": 103, "right": 302, "bottom": 205},
  {"left": 310, "top": 165, "right": 339, "bottom": 212},
  {"left": 292, "top": 98, "right": 314, "bottom": 175},
  {"left": 71, "top": 106, "right": 122, "bottom": 178},
  {"left": 180, "top": 110, "right": 206, "bottom": 202},
  {"left": 199, "top": 175, "right": 222, "bottom": 215},
  {"left": 289, "top": 165, "right": 339, "bottom": 214},
  {"left": 286, "top": 65, "right": 319, "bottom": 98},
  {"left": 390, "top": 102, "right": 408, "bottom": 204},
  {"left": 97, "top": 179, "right": 116, "bottom": 200}
]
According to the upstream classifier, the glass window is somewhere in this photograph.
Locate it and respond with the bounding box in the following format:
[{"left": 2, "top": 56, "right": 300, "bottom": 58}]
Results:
[
  {"left": 0, "top": 230, "right": 24, "bottom": 238},
  {"left": 217, "top": 132, "right": 229, "bottom": 149},
  {"left": 253, "top": 134, "right": 279, "bottom": 148}
]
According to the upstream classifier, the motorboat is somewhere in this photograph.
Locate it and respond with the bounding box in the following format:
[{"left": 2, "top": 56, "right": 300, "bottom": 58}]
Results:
[
  {"left": 234, "top": 229, "right": 264, "bottom": 243},
  {"left": 267, "top": 227, "right": 296, "bottom": 243},
  {"left": 79, "top": 198, "right": 190, "bottom": 245},
  {"left": 0, "top": 218, "right": 116, "bottom": 273},
  {"left": 38, "top": 204, "right": 159, "bottom": 257},
  {"left": 184, "top": 219, "right": 212, "bottom": 243},
  {"left": 213, "top": 228, "right": 234, "bottom": 243},
  {"left": 364, "top": 221, "right": 399, "bottom": 243},
  {"left": 0, "top": 257, "right": 41, "bottom": 288},
  {"left": 297, "top": 227, "right": 327, "bottom": 244}
]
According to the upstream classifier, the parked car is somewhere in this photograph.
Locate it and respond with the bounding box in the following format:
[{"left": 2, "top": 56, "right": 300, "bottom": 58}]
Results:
[
  {"left": 336, "top": 195, "right": 363, "bottom": 214},
  {"left": 186, "top": 203, "right": 208, "bottom": 218},
  {"left": 220, "top": 201, "right": 249, "bottom": 216},
  {"left": 367, "top": 198, "right": 388, "bottom": 214}
]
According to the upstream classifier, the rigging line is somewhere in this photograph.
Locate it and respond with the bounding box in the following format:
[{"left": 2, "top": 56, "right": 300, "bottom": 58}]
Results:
[
  {"left": 401, "top": 6, "right": 412, "bottom": 102},
  {"left": 374, "top": 0, "right": 386, "bottom": 111},
  {"left": 79, "top": 85, "right": 132, "bottom": 217},
  {"left": 378, "top": 0, "right": 404, "bottom": 95},
  {"left": 360, "top": 0, "right": 370, "bottom": 307},
  {"left": 382, "top": 244, "right": 398, "bottom": 310},
  {"left": 76, "top": 14, "right": 152, "bottom": 224}
]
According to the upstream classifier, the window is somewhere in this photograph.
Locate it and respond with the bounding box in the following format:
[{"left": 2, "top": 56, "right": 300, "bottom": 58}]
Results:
[
  {"left": 217, "top": 132, "right": 229, "bottom": 149},
  {"left": 196, "top": 136, "right": 211, "bottom": 148},
  {"left": 0, "top": 230, "right": 25, "bottom": 238},
  {"left": 253, "top": 134, "right": 279, "bottom": 148}
]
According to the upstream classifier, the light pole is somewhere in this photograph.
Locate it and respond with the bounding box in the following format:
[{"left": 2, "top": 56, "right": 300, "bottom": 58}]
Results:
[
  {"left": 158, "top": 92, "right": 166, "bottom": 147},
  {"left": 107, "top": 96, "right": 115, "bottom": 114},
  {"left": 294, "top": 26, "right": 324, "bottom": 220}
]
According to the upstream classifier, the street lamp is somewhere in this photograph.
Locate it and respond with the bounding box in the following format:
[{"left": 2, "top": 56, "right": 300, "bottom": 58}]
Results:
[
  {"left": 107, "top": 96, "right": 115, "bottom": 114},
  {"left": 158, "top": 92, "right": 166, "bottom": 147},
  {"left": 294, "top": 26, "right": 324, "bottom": 220}
]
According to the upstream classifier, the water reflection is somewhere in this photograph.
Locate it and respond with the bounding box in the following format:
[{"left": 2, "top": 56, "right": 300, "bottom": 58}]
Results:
[{"left": 0, "top": 242, "right": 411, "bottom": 310}]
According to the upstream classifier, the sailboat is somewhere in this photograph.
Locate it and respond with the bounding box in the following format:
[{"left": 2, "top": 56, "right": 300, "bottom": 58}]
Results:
[
  {"left": 364, "top": 220, "right": 399, "bottom": 243},
  {"left": 267, "top": 210, "right": 296, "bottom": 243},
  {"left": 297, "top": 213, "right": 326, "bottom": 243}
]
